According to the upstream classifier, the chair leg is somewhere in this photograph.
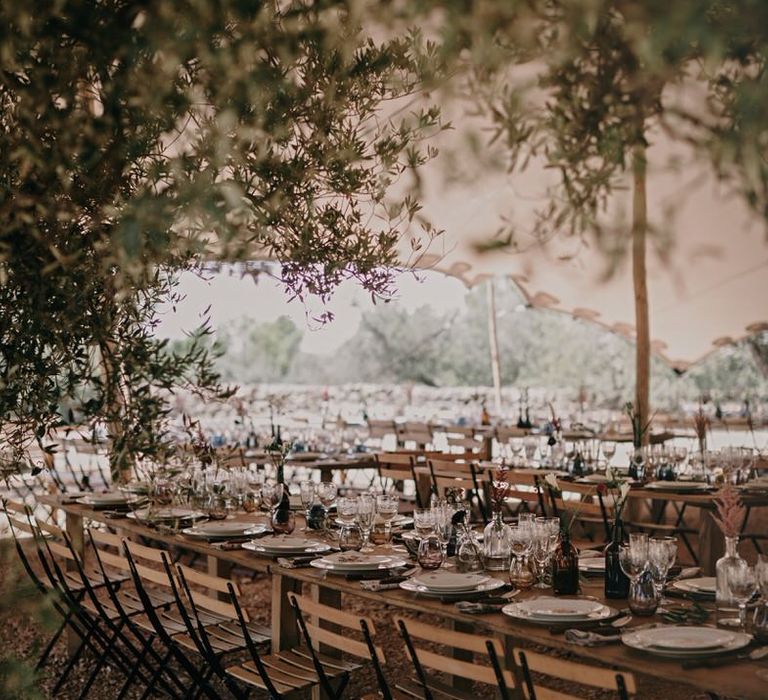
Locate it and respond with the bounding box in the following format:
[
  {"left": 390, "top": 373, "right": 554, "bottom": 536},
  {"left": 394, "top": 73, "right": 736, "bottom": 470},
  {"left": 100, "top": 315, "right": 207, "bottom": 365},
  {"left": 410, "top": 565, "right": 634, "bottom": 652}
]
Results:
[
  {"left": 36, "top": 611, "right": 72, "bottom": 669},
  {"left": 140, "top": 648, "right": 175, "bottom": 700},
  {"left": 52, "top": 629, "right": 91, "bottom": 695},
  {"left": 78, "top": 624, "right": 123, "bottom": 700},
  {"left": 117, "top": 636, "right": 152, "bottom": 700}
]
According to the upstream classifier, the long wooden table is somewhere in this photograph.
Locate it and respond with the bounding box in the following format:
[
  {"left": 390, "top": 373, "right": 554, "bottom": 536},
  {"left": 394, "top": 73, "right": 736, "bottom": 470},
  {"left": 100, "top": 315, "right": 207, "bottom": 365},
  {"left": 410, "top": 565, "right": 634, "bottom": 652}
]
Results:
[{"left": 39, "top": 496, "right": 768, "bottom": 699}]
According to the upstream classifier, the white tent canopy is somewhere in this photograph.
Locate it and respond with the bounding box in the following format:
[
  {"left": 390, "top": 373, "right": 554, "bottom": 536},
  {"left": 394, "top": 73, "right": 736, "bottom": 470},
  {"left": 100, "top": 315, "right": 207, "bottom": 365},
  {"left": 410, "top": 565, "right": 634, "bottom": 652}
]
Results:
[{"left": 410, "top": 123, "right": 768, "bottom": 372}]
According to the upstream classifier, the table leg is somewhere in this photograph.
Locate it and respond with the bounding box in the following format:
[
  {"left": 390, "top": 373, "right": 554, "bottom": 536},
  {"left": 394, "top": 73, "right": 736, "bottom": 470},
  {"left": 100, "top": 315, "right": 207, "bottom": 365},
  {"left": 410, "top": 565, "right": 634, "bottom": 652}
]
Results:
[
  {"left": 450, "top": 619, "right": 474, "bottom": 691},
  {"left": 64, "top": 510, "right": 84, "bottom": 655},
  {"left": 698, "top": 507, "right": 722, "bottom": 576},
  {"left": 207, "top": 554, "right": 232, "bottom": 600},
  {"left": 271, "top": 574, "right": 301, "bottom": 651}
]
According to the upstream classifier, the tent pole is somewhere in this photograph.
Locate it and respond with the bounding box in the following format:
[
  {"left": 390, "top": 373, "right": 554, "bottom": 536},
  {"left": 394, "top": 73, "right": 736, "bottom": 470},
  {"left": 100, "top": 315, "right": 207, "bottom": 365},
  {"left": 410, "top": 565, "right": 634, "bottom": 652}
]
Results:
[
  {"left": 632, "top": 143, "right": 650, "bottom": 444},
  {"left": 487, "top": 278, "right": 503, "bottom": 417}
]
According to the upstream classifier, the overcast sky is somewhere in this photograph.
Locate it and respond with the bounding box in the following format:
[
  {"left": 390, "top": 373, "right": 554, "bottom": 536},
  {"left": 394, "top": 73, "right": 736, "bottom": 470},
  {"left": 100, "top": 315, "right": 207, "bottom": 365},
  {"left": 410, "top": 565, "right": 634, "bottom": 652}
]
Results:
[{"left": 155, "top": 267, "right": 469, "bottom": 355}]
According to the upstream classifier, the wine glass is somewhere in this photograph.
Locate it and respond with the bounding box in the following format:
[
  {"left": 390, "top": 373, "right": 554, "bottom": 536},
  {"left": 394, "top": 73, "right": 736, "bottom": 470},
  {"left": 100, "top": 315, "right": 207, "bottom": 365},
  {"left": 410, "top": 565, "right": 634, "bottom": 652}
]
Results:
[
  {"left": 726, "top": 565, "right": 757, "bottom": 631},
  {"left": 509, "top": 525, "right": 534, "bottom": 589},
  {"left": 756, "top": 554, "right": 768, "bottom": 597},
  {"left": 431, "top": 503, "right": 454, "bottom": 560},
  {"left": 417, "top": 534, "right": 444, "bottom": 570},
  {"left": 648, "top": 537, "right": 676, "bottom": 603},
  {"left": 376, "top": 494, "right": 399, "bottom": 549},
  {"left": 601, "top": 441, "right": 616, "bottom": 469},
  {"left": 413, "top": 509, "right": 435, "bottom": 539},
  {"left": 316, "top": 481, "right": 337, "bottom": 532},
  {"left": 299, "top": 481, "right": 315, "bottom": 532},
  {"left": 356, "top": 495, "right": 376, "bottom": 552},
  {"left": 618, "top": 544, "right": 648, "bottom": 582}
]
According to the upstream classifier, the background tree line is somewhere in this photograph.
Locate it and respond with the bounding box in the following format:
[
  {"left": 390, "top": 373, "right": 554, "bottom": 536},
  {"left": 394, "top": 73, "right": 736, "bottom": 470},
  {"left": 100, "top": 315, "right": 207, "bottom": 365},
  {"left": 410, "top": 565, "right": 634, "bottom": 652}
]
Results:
[{"left": 171, "top": 278, "right": 768, "bottom": 409}]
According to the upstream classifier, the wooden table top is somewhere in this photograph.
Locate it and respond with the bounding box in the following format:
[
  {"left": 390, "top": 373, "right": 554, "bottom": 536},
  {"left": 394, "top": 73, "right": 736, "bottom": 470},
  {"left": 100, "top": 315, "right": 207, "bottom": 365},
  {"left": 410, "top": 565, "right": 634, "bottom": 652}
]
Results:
[{"left": 40, "top": 495, "right": 768, "bottom": 700}]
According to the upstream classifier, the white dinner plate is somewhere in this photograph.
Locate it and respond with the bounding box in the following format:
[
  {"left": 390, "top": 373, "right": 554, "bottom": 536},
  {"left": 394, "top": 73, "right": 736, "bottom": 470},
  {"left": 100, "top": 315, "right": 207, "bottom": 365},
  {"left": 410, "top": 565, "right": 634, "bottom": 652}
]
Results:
[
  {"left": 579, "top": 558, "right": 606, "bottom": 571},
  {"left": 671, "top": 577, "right": 717, "bottom": 595},
  {"left": 127, "top": 507, "right": 206, "bottom": 522},
  {"left": 411, "top": 572, "right": 489, "bottom": 592},
  {"left": 650, "top": 627, "right": 735, "bottom": 651},
  {"left": 502, "top": 598, "right": 613, "bottom": 623},
  {"left": 77, "top": 492, "right": 141, "bottom": 506},
  {"left": 182, "top": 522, "right": 269, "bottom": 539},
  {"left": 622, "top": 627, "right": 751, "bottom": 658},
  {"left": 645, "top": 481, "right": 710, "bottom": 492},
  {"left": 243, "top": 538, "right": 331, "bottom": 557},
  {"left": 311, "top": 553, "right": 408, "bottom": 573},
  {"left": 399, "top": 577, "right": 505, "bottom": 597}
]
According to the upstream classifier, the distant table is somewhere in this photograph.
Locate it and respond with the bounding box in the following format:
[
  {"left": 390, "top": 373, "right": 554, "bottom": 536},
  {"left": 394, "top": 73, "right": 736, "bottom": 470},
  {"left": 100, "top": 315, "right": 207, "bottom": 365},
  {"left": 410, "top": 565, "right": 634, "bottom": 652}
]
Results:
[{"left": 286, "top": 454, "right": 376, "bottom": 482}]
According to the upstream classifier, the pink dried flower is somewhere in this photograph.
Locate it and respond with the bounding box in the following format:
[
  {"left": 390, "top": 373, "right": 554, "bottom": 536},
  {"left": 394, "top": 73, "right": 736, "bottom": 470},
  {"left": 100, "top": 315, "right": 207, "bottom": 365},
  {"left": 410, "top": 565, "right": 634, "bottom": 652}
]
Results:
[
  {"left": 490, "top": 466, "right": 510, "bottom": 511},
  {"left": 712, "top": 482, "right": 746, "bottom": 538}
]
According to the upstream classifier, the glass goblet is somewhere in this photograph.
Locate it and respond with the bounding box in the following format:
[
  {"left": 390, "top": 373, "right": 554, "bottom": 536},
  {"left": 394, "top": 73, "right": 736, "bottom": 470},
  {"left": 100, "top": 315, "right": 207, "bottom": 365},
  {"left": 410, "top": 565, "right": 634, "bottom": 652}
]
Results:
[
  {"left": 376, "top": 494, "right": 400, "bottom": 549},
  {"left": 299, "top": 480, "right": 315, "bottom": 531},
  {"left": 726, "top": 565, "right": 757, "bottom": 631},
  {"left": 356, "top": 495, "right": 376, "bottom": 552},
  {"left": 413, "top": 508, "right": 435, "bottom": 539}
]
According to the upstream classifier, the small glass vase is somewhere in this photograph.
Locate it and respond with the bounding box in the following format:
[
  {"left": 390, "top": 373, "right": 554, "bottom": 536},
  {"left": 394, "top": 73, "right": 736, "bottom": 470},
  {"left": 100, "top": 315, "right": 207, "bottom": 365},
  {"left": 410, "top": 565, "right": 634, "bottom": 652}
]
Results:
[
  {"left": 716, "top": 536, "right": 747, "bottom": 610},
  {"left": 483, "top": 511, "right": 512, "bottom": 571},
  {"left": 628, "top": 448, "right": 646, "bottom": 481},
  {"left": 456, "top": 530, "right": 484, "bottom": 573},
  {"left": 629, "top": 569, "right": 660, "bottom": 616}
]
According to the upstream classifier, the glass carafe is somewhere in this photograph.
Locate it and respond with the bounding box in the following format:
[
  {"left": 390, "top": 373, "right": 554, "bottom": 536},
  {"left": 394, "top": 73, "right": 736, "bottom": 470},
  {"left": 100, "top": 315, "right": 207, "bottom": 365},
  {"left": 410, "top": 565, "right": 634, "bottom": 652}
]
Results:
[
  {"left": 716, "top": 536, "right": 747, "bottom": 610},
  {"left": 483, "top": 511, "right": 512, "bottom": 571}
]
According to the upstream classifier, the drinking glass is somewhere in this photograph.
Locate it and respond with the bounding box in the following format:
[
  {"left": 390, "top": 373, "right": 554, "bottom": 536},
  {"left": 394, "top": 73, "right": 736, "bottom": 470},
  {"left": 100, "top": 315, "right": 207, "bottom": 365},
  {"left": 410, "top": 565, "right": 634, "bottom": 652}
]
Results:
[
  {"left": 376, "top": 494, "right": 399, "bottom": 548},
  {"left": 417, "top": 534, "right": 444, "bottom": 570},
  {"left": 413, "top": 508, "right": 435, "bottom": 538},
  {"left": 431, "top": 503, "right": 453, "bottom": 559},
  {"left": 726, "top": 565, "right": 757, "bottom": 631},
  {"left": 316, "top": 481, "right": 337, "bottom": 532},
  {"left": 648, "top": 537, "right": 676, "bottom": 602},
  {"left": 509, "top": 525, "right": 535, "bottom": 590},
  {"left": 618, "top": 544, "right": 648, "bottom": 582},
  {"left": 271, "top": 509, "right": 295, "bottom": 535},
  {"left": 339, "top": 523, "right": 363, "bottom": 552},
  {"left": 299, "top": 481, "right": 315, "bottom": 531},
  {"left": 357, "top": 495, "right": 376, "bottom": 551},
  {"left": 601, "top": 441, "right": 616, "bottom": 468},
  {"left": 523, "top": 436, "right": 538, "bottom": 466},
  {"left": 756, "top": 554, "right": 768, "bottom": 597},
  {"left": 337, "top": 497, "right": 358, "bottom": 526}
]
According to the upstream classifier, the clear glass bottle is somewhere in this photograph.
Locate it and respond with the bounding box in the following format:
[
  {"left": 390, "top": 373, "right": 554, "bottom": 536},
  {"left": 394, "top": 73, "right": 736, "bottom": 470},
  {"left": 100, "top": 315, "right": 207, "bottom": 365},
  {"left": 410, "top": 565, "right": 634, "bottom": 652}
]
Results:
[
  {"left": 456, "top": 530, "right": 484, "bottom": 573},
  {"left": 716, "top": 536, "right": 747, "bottom": 610},
  {"left": 483, "top": 510, "right": 512, "bottom": 571}
]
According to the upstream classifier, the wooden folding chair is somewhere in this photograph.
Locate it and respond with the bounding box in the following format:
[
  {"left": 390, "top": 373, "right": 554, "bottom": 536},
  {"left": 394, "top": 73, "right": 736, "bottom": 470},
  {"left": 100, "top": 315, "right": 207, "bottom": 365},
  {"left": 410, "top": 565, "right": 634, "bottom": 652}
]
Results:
[
  {"left": 376, "top": 452, "right": 424, "bottom": 509},
  {"left": 367, "top": 419, "right": 397, "bottom": 448},
  {"left": 547, "top": 489, "right": 612, "bottom": 548},
  {"left": 395, "top": 616, "right": 517, "bottom": 699},
  {"left": 397, "top": 422, "right": 435, "bottom": 450},
  {"left": 505, "top": 472, "right": 548, "bottom": 519},
  {"left": 172, "top": 562, "right": 270, "bottom": 699},
  {"left": 513, "top": 647, "right": 636, "bottom": 699},
  {"left": 428, "top": 458, "right": 488, "bottom": 523}
]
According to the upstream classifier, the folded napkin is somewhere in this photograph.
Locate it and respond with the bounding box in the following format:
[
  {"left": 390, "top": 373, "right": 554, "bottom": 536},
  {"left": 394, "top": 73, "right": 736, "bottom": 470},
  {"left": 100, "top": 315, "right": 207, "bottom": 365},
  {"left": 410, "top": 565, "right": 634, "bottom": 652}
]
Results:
[
  {"left": 276, "top": 556, "right": 318, "bottom": 569},
  {"left": 564, "top": 629, "right": 621, "bottom": 646},
  {"left": 212, "top": 541, "right": 247, "bottom": 551},
  {"left": 455, "top": 601, "right": 505, "bottom": 615},
  {"left": 360, "top": 575, "right": 410, "bottom": 592}
]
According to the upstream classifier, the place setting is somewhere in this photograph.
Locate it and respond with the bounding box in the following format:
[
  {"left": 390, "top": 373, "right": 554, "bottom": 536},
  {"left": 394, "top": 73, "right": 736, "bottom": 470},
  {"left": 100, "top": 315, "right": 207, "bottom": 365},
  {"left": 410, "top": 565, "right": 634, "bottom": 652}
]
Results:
[
  {"left": 242, "top": 534, "right": 332, "bottom": 558},
  {"left": 181, "top": 519, "right": 270, "bottom": 541},
  {"left": 399, "top": 570, "right": 507, "bottom": 601},
  {"left": 621, "top": 625, "right": 753, "bottom": 661},
  {"left": 75, "top": 490, "right": 145, "bottom": 509}
]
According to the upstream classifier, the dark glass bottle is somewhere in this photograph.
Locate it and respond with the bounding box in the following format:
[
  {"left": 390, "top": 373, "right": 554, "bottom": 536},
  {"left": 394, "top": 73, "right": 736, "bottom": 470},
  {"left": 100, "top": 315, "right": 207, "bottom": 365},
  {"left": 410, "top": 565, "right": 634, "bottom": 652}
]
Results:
[
  {"left": 604, "top": 517, "right": 630, "bottom": 599},
  {"left": 552, "top": 528, "right": 579, "bottom": 595}
]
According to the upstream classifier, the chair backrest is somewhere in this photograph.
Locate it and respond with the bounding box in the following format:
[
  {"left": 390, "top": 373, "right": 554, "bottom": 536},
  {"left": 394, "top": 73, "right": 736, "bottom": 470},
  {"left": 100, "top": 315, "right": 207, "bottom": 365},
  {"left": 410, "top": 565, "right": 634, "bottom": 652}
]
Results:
[
  {"left": 122, "top": 539, "right": 175, "bottom": 589},
  {"left": 506, "top": 472, "right": 548, "bottom": 517},
  {"left": 549, "top": 489, "right": 612, "bottom": 541},
  {"left": 496, "top": 426, "right": 528, "bottom": 442},
  {"left": 376, "top": 453, "right": 422, "bottom": 508},
  {"left": 367, "top": 420, "right": 396, "bottom": 440},
  {"left": 514, "top": 647, "right": 635, "bottom": 699},
  {"left": 395, "top": 616, "right": 515, "bottom": 698},
  {"left": 397, "top": 422, "right": 434, "bottom": 449},
  {"left": 176, "top": 562, "right": 244, "bottom": 623},
  {"left": 289, "top": 592, "right": 389, "bottom": 699},
  {"left": 427, "top": 459, "right": 487, "bottom": 521},
  {"left": 89, "top": 528, "right": 132, "bottom": 576}
]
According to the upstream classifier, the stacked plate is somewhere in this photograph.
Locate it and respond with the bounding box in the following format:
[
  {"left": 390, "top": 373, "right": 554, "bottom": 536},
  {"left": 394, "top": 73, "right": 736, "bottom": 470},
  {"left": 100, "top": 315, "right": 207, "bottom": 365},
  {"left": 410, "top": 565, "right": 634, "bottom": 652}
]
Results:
[
  {"left": 399, "top": 571, "right": 504, "bottom": 597},
  {"left": 502, "top": 597, "right": 614, "bottom": 624},
  {"left": 310, "top": 551, "right": 408, "bottom": 574},
  {"left": 181, "top": 521, "right": 269, "bottom": 541},
  {"left": 645, "top": 481, "right": 710, "bottom": 492},
  {"left": 578, "top": 557, "right": 606, "bottom": 574},
  {"left": 670, "top": 576, "right": 716, "bottom": 597},
  {"left": 77, "top": 491, "right": 143, "bottom": 508},
  {"left": 127, "top": 507, "right": 206, "bottom": 523},
  {"left": 622, "top": 626, "right": 751, "bottom": 658},
  {"left": 242, "top": 535, "right": 331, "bottom": 557}
]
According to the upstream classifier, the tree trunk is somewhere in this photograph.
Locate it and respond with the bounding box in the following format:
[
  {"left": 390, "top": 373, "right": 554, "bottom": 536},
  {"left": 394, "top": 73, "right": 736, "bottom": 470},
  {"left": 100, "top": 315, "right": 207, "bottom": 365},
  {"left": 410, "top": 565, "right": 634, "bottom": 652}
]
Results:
[
  {"left": 632, "top": 143, "right": 650, "bottom": 444},
  {"left": 486, "top": 278, "right": 503, "bottom": 416}
]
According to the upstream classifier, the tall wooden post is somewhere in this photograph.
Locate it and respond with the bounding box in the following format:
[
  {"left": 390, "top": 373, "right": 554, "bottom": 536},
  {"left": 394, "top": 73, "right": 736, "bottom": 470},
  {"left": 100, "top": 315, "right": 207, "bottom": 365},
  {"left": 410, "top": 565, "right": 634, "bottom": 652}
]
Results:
[
  {"left": 486, "top": 278, "right": 503, "bottom": 417},
  {"left": 632, "top": 143, "right": 650, "bottom": 442}
]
